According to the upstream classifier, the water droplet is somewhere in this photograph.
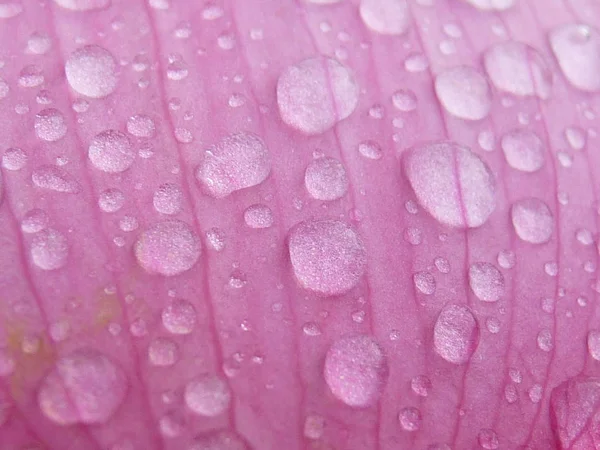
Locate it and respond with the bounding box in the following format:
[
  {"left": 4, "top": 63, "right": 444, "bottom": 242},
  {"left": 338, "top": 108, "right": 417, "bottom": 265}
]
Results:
[
  {"left": 435, "top": 66, "right": 491, "bottom": 120},
  {"left": 288, "top": 219, "right": 366, "bottom": 295},
  {"left": 413, "top": 271, "right": 436, "bottom": 295},
  {"left": 478, "top": 130, "right": 495, "bottom": 152},
  {"left": 505, "top": 384, "right": 518, "bottom": 403},
  {"left": 358, "top": 140, "right": 383, "bottom": 160},
  {"left": 119, "top": 215, "right": 138, "bottom": 232},
  {"left": 587, "top": 330, "right": 600, "bottom": 360},
  {"left": 544, "top": 261, "right": 558, "bottom": 277},
  {"left": 27, "top": 32, "right": 51, "bottom": 55},
  {"left": 398, "top": 406, "right": 422, "bottom": 431},
  {"left": 304, "top": 157, "right": 348, "bottom": 201},
  {"left": 403, "top": 141, "right": 496, "bottom": 228},
  {"left": 464, "top": 0, "right": 515, "bottom": 10},
  {"left": 529, "top": 384, "right": 543, "bottom": 403},
  {"left": 565, "top": 126, "right": 586, "bottom": 150},
  {"left": 433, "top": 304, "right": 479, "bottom": 364},
  {"left": 35, "top": 108, "right": 67, "bottom": 142},
  {"left": 166, "top": 59, "right": 188, "bottom": 81},
  {"left": 88, "top": 130, "right": 134, "bottom": 173},
  {"left": 32, "top": 165, "right": 80, "bottom": 193},
  {"left": 202, "top": 3, "right": 224, "bottom": 19},
  {"left": 153, "top": 183, "right": 183, "bottom": 215},
  {"left": 478, "top": 428, "right": 499, "bottom": 449},
  {"left": 392, "top": 89, "right": 417, "bottom": 112},
  {"left": 38, "top": 348, "right": 127, "bottom": 425},
  {"left": 550, "top": 24, "right": 600, "bottom": 92},
  {"left": 244, "top": 204, "right": 274, "bottom": 229},
  {"left": 127, "top": 114, "right": 155, "bottom": 138},
  {"left": 21, "top": 208, "right": 49, "bottom": 233},
  {"left": 304, "top": 414, "right": 325, "bottom": 440},
  {"left": 486, "top": 317, "right": 501, "bottom": 334},
  {"left": 511, "top": 198, "right": 554, "bottom": 244},
  {"left": 0, "top": 349, "right": 15, "bottom": 376},
  {"left": 537, "top": 328, "right": 553, "bottom": 352},
  {"left": 162, "top": 298, "right": 197, "bottom": 334},
  {"left": 497, "top": 249, "right": 515, "bottom": 269},
  {"left": 501, "top": 129, "right": 545, "bottom": 173},
  {"left": 18, "top": 65, "right": 44, "bottom": 87},
  {"left": 0, "top": 78, "right": 8, "bottom": 99},
  {"left": 2, "top": 147, "right": 27, "bottom": 171},
  {"left": 188, "top": 431, "right": 248, "bottom": 450},
  {"left": 404, "top": 53, "right": 429, "bottom": 72},
  {"left": 99, "top": 188, "right": 125, "bottom": 213},
  {"left": 359, "top": 0, "right": 410, "bottom": 35},
  {"left": 434, "top": 256, "right": 450, "bottom": 273},
  {"left": 148, "top": 337, "right": 179, "bottom": 367},
  {"left": 411, "top": 375, "right": 432, "bottom": 397},
  {"left": 195, "top": 132, "right": 271, "bottom": 198},
  {"left": 65, "top": 45, "right": 118, "bottom": 99},
  {"left": 483, "top": 41, "right": 552, "bottom": 99},
  {"left": 30, "top": 229, "right": 69, "bottom": 270},
  {"left": 302, "top": 321, "right": 322, "bottom": 336},
  {"left": 0, "top": 1, "right": 22, "bottom": 18},
  {"left": 134, "top": 220, "right": 201, "bottom": 276},
  {"left": 159, "top": 410, "right": 184, "bottom": 437},
  {"left": 324, "top": 335, "right": 387, "bottom": 407},
  {"left": 206, "top": 227, "right": 225, "bottom": 252},
  {"left": 277, "top": 57, "right": 359, "bottom": 135},
  {"left": 469, "top": 262, "right": 504, "bottom": 302},
  {"left": 185, "top": 375, "right": 231, "bottom": 417},
  {"left": 53, "top": 0, "right": 110, "bottom": 10}
]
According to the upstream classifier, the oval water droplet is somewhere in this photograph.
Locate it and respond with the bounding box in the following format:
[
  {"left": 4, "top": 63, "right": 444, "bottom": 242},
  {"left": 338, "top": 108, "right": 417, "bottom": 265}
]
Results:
[
  {"left": 537, "top": 328, "right": 553, "bottom": 352},
  {"left": 398, "top": 406, "right": 422, "bottom": 431},
  {"left": 30, "top": 228, "right": 69, "bottom": 270},
  {"left": 478, "top": 428, "right": 499, "bottom": 449},
  {"left": 99, "top": 188, "right": 125, "bottom": 213},
  {"left": 483, "top": 41, "right": 552, "bottom": 99},
  {"left": 358, "top": 140, "right": 383, "bottom": 160},
  {"left": 27, "top": 32, "right": 51, "bottom": 55},
  {"left": 127, "top": 114, "right": 156, "bottom": 138},
  {"left": 359, "top": 0, "right": 411, "bottom": 35},
  {"left": 32, "top": 165, "right": 80, "bottom": 193},
  {"left": 501, "top": 129, "right": 545, "bottom": 173},
  {"left": 195, "top": 132, "right": 271, "bottom": 198},
  {"left": 65, "top": 45, "right": 118, "bottom": 98},
  {"left": 153, "top": 183, "right": 183, "bottom": 215},
  {"left": 243, "top": 204, "right": 274, "bottom": 229},
  {"left": 469, "top": 262, "right": 504, "bottom": 302},
  {"left": 38, "top": 348, "right": 127, "bottom": 425},
  {"left": 511, "top": 198, "right": 554, "bottom": 244},
  {"left": 433, "top": 304, "right": 479, "bottom": 364},
  {"left": 277, "top": 57, "right": 359, "bottom": 134},
  {"left": 134, "top": 220, "right": 201, "bottom": 276},
  {"left": 403, "top": 141, "right": 496, "bottom": 228},
  {"left": 587, "top": 330, "right": 600, "bottom": 361},
  {"left": 185, "top": 375, "right": 231, "bottom": 417},
  {"left": 304, "top": 157, "right": 348, "bottom": 201},
  {"left": 288, "top": 219, "right": 367, "bottom": 295},
  {"left": 21, "top": 208, "right": 49, "bottom": 233},
  {"left": 392, "top": 89, "right": 417, "bottom": 112},
  {"left": 413, "top": 271, "right": 436, "bottom": 295},
  {"left": 324, "top": 335, "right": 388, "bottom": 407},
  {"left": 53, "top": 0, "right": 110, "bottom": 10},
  {"left": 88, "top": 130, "right": 134, "bottom": 173},
  {"left": 550, "top": 24, "right": 600, "bottom": 92},
  {"left": 35, "top": 108, "right": 67, "bottom": 142},
  {"left": 162, "top": 298, "right": 197, "bottom": 334},
  {"left": 411, "top": 375, "right": 432, "bottom": 397},
  {"left": 2, "top": 147, "right": 27, "bottom": 171},
  {"left": 435, "top": 66, "right": 491, "bottom": 120},
  {"left": 148, "top": 337, "right": 179, "bottom": 367}
]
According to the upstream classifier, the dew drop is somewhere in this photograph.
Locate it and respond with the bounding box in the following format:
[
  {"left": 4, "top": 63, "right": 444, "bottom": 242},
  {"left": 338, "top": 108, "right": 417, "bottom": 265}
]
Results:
[
  {"left": 398, "top": 406, "right": 422, "bottom": 431},
  {"left": 464, "top": 0, "right": 515, "bottom": 10},
  {"left": 185, "top": 375, "right": 231, "bottom": 417},
  {"left": 119, "top": 215, "right": 139, "bottom": 232},
  {"left": 511, "top": 198, "right": 554, "bottom": 244},
  {"left": 66, "top": 45, "right": 118, "bottom": 98},
  {"left": 2, "top": 147, "right": 27, "bottom": 171},
  {"left": 195, "top": 132, "right": 271, "bottom": 198},
  {"left": 497, "top": 249, "right": 515, "bottom": 269},
  {"left": 587, "top": 330, "right": 600, "bottom": 360},
  {"left": 134, "top": 220, "right": 201, "bottom": 276},
  {"left": 505, "top": 384, "right": 518, "bottom": 403},
  {"left": 30, "top": 229, "right": 69, "bottom": 270},
  {"left": 27, "top": 32, "right": 51, "bottom": 55},
  {"left": 413, "top": 271, "right": 436, "bottom": 295},
  {"left": 537, "top": 328, "right": 553, "bottom": 352},
  {"left": 188, "top": 431, "right": 248, "bottom": 450},
  {"left": 433, "top": 304, "right": 479, "bottom": 364},
  {"left": 403, "top": 141, "right": 496, "bottom": 228},
  {"left": 478, "top": 428, "right": 499, "bottom": 449},
  {"left": 159, "top": 410, "right": 184, "bottom": 438},
  {"left": 162, "top": 298, "right": 197, "bottom": 335},
  {"left": 404, "top": 53, "right": 429, "bottom": 72},
  {"left": 392, "top": 89, "right": 417, "bottom": 112},
  {"left": 529, "top": 384, "right": 543, "bottom": 403},
  {"left": 304, "top": 414, "right": 325, "bottom": 440},
  {"left": 127, "top": 114, "right": 156, "bottom": 138},
  {"left": 32, "top": 165, "right": 80, "bottom": 193},
  {"left": 435, "top": 66, "right": 491, "bottom": 120},
  {"left": 38, "top": 348, "right": 127, "bottom": 425},
  {"left": 324, "top": 335, "right": 388, "bottom": 407},
  {"left": 304, "top": 157, "right": 348, "bottom": 201},
  {"left": 302, "top": 321, "right": 322, "bottom": 336},
  {"left": 434, "top": 257, "right": 450, "bottom": 273},
  {"left": 148, "top": 337, "right": 179, "bottom": 367},
  {"left": 35, "top": 108, "right": 67, "bottom": 142},
  {"left": 277, "top": 57, "right": 359, "bottom": 135},
  {"left": 411, "top": 375, "right": 432, "bottom": 397},
  {"left": 153, "top": 183, "right": 183, "bottom": 215},
  {"left": 359, "top": 0, "right": 411, "bottom": 35},
  {"left": 88, "top": 130, "right": 134, "bottom": 173},
  {"left": 53, "top": 0, "right": 110, "bottom": 11},
  {"left": 202, "top": 3, "right": 224, "bottom": 19},
  {"left": 0, "top": 1, "right": 22, "bottom": 18},
  {"left": 469, "top": 262, "right": 504, "bottom": 302},
  {"left": 206, "top": 227, "right": 225, "bottom": 252},
  {"left": 501, "top": 129, "right": 545, "bottom": 173},
  {"left": 18, "top": 65, "right": 44, "bottom": 88},
  {"left": 243, "top": 204, "right": 274, "bottom": 229},
  {"left": 99, "top": 188, "right": 125, "bottom": 213},
  {"left": 21, "top": 208, "right": 49, "bottom": 233},
  {"left": 565, "top": 126, "right": 586, "bottom": 150},
  {"left": 0, "top": 349, "right": 15, "bottom": 377},
  {"left": 288, "top": 219, "right": 367, "bottom": 295},
  {"left": 358, "top": 140, "right": 383, "bottom": 160}
]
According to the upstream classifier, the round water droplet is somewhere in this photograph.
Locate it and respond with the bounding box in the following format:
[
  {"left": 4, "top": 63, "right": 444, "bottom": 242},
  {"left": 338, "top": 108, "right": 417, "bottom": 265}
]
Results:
[
  {"left": 501, "top": 129, "right": 545, "bottom": 173},
  {"left": 66, "top": 45, "right": 118, "bottom": 98},
  {"left": 324, "top": 335, "right": 388, "bottom": 407},
  {"left": 148, "top": 338, "right": 179, "bottom": 367},
  {"left": 153, "top": 183, "right": 183, "bottom": 215},
  {"left": 433, "top": 304, "right": 479, "bottom": 364},
  {"left": 483, "top": 41, "right": 552, "bottom": 99},
  {"left": 2, "top": 147, "right": 27, "bottom": 171},
  {"left": 413, "top": 271, "right": 436, "bottom": 295},
  {"left": 27, "top": 32, "right": 51, "bottom": 55},
  {"left": 99, "top": 188, "right": 125, "bottom": 213},
  {"left": 392, "top": 89, "right": 417, "bottom": 112},
  {"left": 21, "top": 208, "right": 49, "bottom": 233},
  {"left": 185, "top": 375, "right": 231, "bottom": 417},
  {"left": 30, "top": 228, "right": 69, "bottom": 270},
  {"left": 511, "top": 198, "right": 554, "bottom": 244},
  {"left": 435, "top": 66, "right": 491, "bottom": 120},
  {"left": 304, "top": 157, "right": 348, "bottom": 201},
  {"left": 403, "top": 141, "right": 496, "bottom": 228},
  {"left": 478, "top": 428, "right": 499, "bottom": 449},
  {"left": 195, "top": 132, "right": 271, "bottom": 198},
  {"left": 565, "top": 127, "right": 586, "bottom": 150},
  {"left": 32, "top": 165, "right": 80, "bottom": 193},
  {"left": 497, "top": 249, "right": 515, "bottom": 269},
  {"left": 38, "top": 348, "right": 127, "bottom": 425},
  {"left": 587, "top": 330, "right": 600, "bottom": 361},
  {"left": 88, "top": 130, "right": 134, "bottom": 173},
  {"left": 411, "top": 375, "right": 432, "bottom": 397},
  {"left": 550, "top": 24, "right": 600, "bottom": 92},
  {"left": 358, "top": 140, "right": 383, "bottom": 160},
  {"left": 469, "top": 262, "right": 504, "bottom": 302},
  {"left": 359, "top": 0, "right": 411, "bottom": 35},
  {"left": 53, "top": 0, "right": 110, "bottom": 10},
  {"left": 244, "top": 204, "right": 274, "bottom": 229},
  {"left": 126, "top": 114, "right": 156, "bottom": 138},
  {"left": 35, "top": 108, "right": 67, "bottom": 142},
  {"left": 188, "top": 430, "right": 248, "bottom": 450},
  {"left": 277, "top": 57, "right": 359, "bottom": 134},
  {"left": 134, "top": 220, "right": 200, "bottom": 276},
  {"left": 162, "top": 298, "right": 197, "bottom": 334},
  {"left": 398, "top": 406, "right": 422, "bottom": 431},
  {"left": 288, "top": 219, "right": 367, "bottom": 295}
]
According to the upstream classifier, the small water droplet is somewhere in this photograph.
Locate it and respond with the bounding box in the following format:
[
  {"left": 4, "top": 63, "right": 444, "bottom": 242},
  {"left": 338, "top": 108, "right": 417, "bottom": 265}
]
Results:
[
  {"left": 501, "top": 129, "right": 545, "bottom": 173},
  {"left": 392, "top": 89, "right": 417, "bottom": 112},
  {"left": 411, "top": 375, "right": 432, "bottom": 397},
  {"left": 243, "top": 204, "right": 274, "bottom": 229},
  {"left": 434, "top": 257, "right": 450, "bottom": 273},
  {"left": 537, "top": 328, "right": 553, "bottom": 352},
  {"left": 511, "top": 198, "right": 554, "bottom": 244},
  {"left": 565, "top": 126, "right": 586, "bottom": 150},
  {"left": 435, "top": 66, "right": 491, "bottom": 120},
  {"left": 159, "top": 410, "right": 185, "bottom": 437},
  {"left": 528, "top": 383, "right": 542, "bottom": 403},
  {"left": 18, "top": 65, "right": 44, "bottom": 88},
  {"left": 433, "top": 304, "right": 479, "bottom": 364},
  {"left": 304, "top": 157, "right": 348, "bottom": 201},
  {"left": 30, "top": 228, "right": 69, "bottom": 270},
  {"left": 505, "top": 384, "right": 518, "bottom": 403},
  {"left": 153, "top": 183, "right": 183, "bottom": 215},
  {"left": 127, "top": 114, "right": 156, "bottom": 138},
  {"left": 21, "top": 208, "right": 49, "bottom": 234},
  {"left": 98, "top": 188, "right": 125, "bottom": 213},
  {"left": 413, "top": 271, "right": 436, "bottom": 295},
  {"left": 89, "top": 130, "right": 134, "bottom": 173},
  {"left": 66, "top": 45, "right": 118, "bottom": 98},
  {"left": 166, "top": 59, "right": 188, "bottom": 81},
  {"left": 162, "top": 298, "right": 197, "bottom": 335},
  {"left": 478, "top": 428, "right": 499, "bottom": 449},
  {"left": 34, "top": 108, "right": 67, "bottom": 142},
  {"left": 2, "top": 147, "right": 27, "bottom": 171},
  {"left": 469, "top": 262, "right": 504, "bottom": 302},
  {"left": 148, "top": 337, "right": 179, "bottom": 366},
  {"left": 304, "top": 414, "right": 325, "bottom": 440},
  {"left": 587, "top": 330, "right": 600, "bottom": 360},
  {"left": 185, "top": 375, "right": 231, "bottom": 417},
  {"left": 302, "top": 322, "right": 322, "bottom": 336},
  {"left": 27, "top": 32, "right": 51, "bottom": 55},
  {"left": 358, "top": 140, "right": 383, "bottom": 160}
]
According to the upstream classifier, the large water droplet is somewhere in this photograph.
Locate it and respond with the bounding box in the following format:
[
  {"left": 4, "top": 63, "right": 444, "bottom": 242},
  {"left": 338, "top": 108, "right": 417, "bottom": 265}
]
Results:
[
  {"left": 469, "top": 262, "right": 504, "bottom": 302},
  {"left": 195, "top": 132, "right": 271, "bottom": 198},
  {"left": 134, "top": 220, "right": 201, "bottom": 276},
  {"left": 549, "top": 24, "right": 600, "bottom": 92},
  {"left": 32, "top": 165, "right": 80, "bottom": 193},
  {"left": 277, "top": 57, "right": 359, "bottom": 134},
  {"left": 288, "top": 219, "right": 367, "bottom": 295},
  {"left": 35, "top": 108, "right": 67, "bottom": 142},
  {"left": 53, "top": 0, "right": 110, "bottom": 10},
  {"left": 188, "top": 431, "right": 248, "bottom": 450},
  {"left": 88, "top": 130, "right": 134, "bottom": 173},
  {"left": 38, "top": 348, "right": 127, "bottom": 425},
  {"left": 162, "top": 298, "right": 197, "bottom": 334},
  {"left": 65, "top": 45, "right": 118, "bottom": 98},
  {"left": 324, "top": 335, "right": 388, "bottom": 407},
  {"left": 304, "top": 157, "right": 348, "bottom": 201},
  {"left": 403, "top": 141, "right": 496, "bottom": 228},
  {"left": 433, "top": 304, "right": 479, "bottom": 364},
  {"left": 243, "top": 204, "right": 274, "bottom": 229},
  {"left": 30, "top": 229, "right": 69, "bottom": 270},
  {"left": 359, "top": 0, "right": 411, "bottom": 35},
  {"left": 511, "top": 198, "right": 554, "bottom": 244},
  {"left": 153, "top": 183, "right": 183, "bottom": 215},
  {"left": 501, "top": 129, "right": 545, "bottom": 173},
  {"left": 148, "top": 337, "right": 179, "bottom": 367},
  {"left": 435, "top": 66, "right": 491, "bottom": 120},
  {"left": 483, "top": 41, "right": 552, "bottom": 99},
  {"left": 185, "top": 375, "right": 231, "bottom": 417}
]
